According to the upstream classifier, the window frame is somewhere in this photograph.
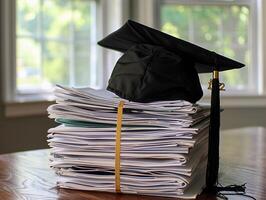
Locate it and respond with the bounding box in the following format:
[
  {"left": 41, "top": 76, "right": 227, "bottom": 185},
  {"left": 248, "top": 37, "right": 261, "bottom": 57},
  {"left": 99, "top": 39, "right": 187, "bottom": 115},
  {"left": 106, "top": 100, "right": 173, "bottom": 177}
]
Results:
[
  {"left": 10, "top": 0, "right": 101, "bottom": 101},
  {"left": 155, "top": 0, "right": 258, "bottom": 95},
  {"left": 2, "top": 0, "right": 129, "bottom": 102},
  {"left": 2, "top": 0, "right": 16, "bottom": 103},
  {"left": 1, "top": 0, "right": 130, "bottom": 117}
]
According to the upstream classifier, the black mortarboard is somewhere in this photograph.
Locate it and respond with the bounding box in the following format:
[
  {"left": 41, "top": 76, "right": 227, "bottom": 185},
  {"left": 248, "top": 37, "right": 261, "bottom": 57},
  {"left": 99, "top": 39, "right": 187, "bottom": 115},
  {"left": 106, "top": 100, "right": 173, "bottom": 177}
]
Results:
[{"left": 98, "top": 20, "right": 245, "bottom": 193}]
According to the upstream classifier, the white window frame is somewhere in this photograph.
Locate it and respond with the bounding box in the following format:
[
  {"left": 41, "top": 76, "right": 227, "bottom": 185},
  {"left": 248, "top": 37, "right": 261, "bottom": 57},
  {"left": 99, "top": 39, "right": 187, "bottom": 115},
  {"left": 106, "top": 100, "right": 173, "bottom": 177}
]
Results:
[
  {"left": 3, "top": 0, "right": 101, "bottom": 102},
  {"left": 0, "top": 0, "right": 130, "bottom": 116},
  {"left": 132, "top": 0, "right": 266, "bottom": 107}
]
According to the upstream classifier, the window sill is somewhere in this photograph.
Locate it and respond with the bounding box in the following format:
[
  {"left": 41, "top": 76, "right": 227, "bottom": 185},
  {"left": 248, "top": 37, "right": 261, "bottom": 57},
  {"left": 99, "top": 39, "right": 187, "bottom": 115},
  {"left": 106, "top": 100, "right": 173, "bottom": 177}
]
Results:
[{"left": 200, "top": 94, "right": 266, "bottom": 108}]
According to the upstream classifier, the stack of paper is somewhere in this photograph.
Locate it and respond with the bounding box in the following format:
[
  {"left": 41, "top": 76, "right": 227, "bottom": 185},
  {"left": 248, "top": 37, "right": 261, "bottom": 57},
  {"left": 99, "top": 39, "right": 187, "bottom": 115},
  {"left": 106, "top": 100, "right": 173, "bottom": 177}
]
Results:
[{"left": 47, "top": 85, "right": 210, "bottom": 199}]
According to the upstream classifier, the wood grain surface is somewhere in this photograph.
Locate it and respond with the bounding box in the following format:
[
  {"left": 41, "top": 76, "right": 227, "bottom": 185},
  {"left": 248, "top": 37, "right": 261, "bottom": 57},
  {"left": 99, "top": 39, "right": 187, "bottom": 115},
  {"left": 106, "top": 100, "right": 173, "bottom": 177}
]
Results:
[{"left": 0, "top": 127, "right": 265, "bottom": 200}]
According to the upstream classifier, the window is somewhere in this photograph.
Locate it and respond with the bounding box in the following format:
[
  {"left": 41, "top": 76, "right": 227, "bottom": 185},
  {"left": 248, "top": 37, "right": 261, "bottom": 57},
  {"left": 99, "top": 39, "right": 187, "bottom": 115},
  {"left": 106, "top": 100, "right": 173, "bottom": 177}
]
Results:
[
  {"left": 1, "top": 0, "right": 129, "bottom": 116},
  {"left": 2, "top": 0, "right": 128, "bottom": 105},
  {"left": 16, "top": 0, "right": 100, "bottom": 95},
  {"left": 157, "top": 0, "right": 257, "bottom": 93}
]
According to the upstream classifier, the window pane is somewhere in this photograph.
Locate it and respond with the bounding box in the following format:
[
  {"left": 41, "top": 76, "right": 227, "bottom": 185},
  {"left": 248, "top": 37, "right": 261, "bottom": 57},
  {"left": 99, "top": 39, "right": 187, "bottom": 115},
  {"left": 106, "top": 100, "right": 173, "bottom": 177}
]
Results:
[
  {"left": 42, "top": 0, "right": 71, "bottom": 39},
  {"left": 17, "top": 38, "right": 42, "bottom": 91},
  {"left": 160, "top": 3, "right": 252, "bottom": 90},
  {"left": 16, "top": 0, "right": 98, "bottom": 93},
  {"left": 43, "top": 41, "right": 70, "bottom": 86},
  {"left": 74, "top": 41, "right": 91, "bottom": 86},
  {"left": 16, "top": 0, "right": 39, "bottom": 36},
  {"left": 73, "top": 0, "right": 93, "bottom": 40},
  {"left": 72, "top": 0, "right": 94, "bottom": 86}
]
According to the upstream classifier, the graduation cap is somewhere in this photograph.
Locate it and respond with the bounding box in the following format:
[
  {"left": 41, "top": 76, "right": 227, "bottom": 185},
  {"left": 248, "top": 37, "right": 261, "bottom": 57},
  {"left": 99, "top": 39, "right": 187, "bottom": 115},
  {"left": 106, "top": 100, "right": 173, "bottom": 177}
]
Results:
[{"left": 98, "top": 20, "right": 245, "bottom": 193}]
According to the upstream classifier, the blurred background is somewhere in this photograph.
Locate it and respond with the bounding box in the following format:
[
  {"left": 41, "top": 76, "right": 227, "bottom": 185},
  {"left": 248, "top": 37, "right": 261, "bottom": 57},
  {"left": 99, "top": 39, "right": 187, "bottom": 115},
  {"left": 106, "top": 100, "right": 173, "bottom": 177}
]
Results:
[{"left": 0, "top": 0, "right": 266, "bottom": 154}]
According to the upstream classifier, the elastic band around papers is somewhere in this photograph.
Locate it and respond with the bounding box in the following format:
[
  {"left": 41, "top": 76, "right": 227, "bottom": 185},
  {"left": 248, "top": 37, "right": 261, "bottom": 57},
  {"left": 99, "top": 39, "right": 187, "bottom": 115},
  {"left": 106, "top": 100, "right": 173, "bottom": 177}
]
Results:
[{"left": 115, "top": 100, "right": 124, "bottom": 193}]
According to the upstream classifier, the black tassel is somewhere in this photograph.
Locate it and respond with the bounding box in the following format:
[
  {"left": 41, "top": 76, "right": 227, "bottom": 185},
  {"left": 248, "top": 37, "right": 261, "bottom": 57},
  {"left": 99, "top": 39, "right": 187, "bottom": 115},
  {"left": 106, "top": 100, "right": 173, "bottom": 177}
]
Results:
[
  {"left": 203, "top": 77, "right": 256, "bottom": 200},
  {"left": 216, "top": 183, "right": 246, "bottom": 193},
  {"left": 206, "top": 76, "right": 220, "bottom": 191},
  {"left": 216, "top": 183, "right": 256, "bottom": 200}
]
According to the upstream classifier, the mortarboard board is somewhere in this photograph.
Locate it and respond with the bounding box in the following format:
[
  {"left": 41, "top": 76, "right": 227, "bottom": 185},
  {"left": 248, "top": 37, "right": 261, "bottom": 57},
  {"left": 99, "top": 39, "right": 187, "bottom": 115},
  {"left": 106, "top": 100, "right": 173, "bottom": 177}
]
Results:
[{"left": 98, "top": 20, "right": 245, "bottom": 194}]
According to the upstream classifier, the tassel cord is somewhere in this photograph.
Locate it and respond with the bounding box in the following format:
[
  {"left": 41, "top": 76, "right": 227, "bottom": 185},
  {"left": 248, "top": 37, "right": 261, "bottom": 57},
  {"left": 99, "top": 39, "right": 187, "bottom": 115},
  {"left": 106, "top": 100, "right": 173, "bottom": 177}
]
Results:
[{"left": 206, "top": 78, "right": 220, "bottom": 188}]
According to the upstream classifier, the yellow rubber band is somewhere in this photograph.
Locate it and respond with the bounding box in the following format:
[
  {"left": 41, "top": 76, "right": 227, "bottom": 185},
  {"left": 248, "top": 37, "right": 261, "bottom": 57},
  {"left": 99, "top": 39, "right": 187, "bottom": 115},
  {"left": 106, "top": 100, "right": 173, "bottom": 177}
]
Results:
[{"left": 115, "top": 100, "right": 124, "bottom": 193}]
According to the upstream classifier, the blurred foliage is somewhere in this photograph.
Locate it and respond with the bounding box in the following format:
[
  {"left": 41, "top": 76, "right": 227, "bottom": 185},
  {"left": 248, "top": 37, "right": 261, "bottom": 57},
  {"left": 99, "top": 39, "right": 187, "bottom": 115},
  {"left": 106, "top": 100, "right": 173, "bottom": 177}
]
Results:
[
  {"left": 160, "top": 4, "right": 251, "bottom": 89},
  {"left": 16, "top": 0, "right": 94, "bottom": 91}
]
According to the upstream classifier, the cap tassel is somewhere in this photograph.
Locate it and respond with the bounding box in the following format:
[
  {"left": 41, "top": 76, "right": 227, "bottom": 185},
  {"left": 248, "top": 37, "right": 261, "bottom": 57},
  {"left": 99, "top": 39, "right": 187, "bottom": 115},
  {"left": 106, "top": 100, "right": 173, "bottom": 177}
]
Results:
[{"left": 206, "top": 70, "right": 220, "bottom": 190}]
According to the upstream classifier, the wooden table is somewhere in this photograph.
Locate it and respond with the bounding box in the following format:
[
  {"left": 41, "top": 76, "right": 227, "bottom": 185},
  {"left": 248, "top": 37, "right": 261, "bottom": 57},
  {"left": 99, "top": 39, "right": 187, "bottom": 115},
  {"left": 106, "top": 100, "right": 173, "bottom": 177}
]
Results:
[{"left": 0, "top": 127, "right": 265, "bottom": 200}]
